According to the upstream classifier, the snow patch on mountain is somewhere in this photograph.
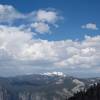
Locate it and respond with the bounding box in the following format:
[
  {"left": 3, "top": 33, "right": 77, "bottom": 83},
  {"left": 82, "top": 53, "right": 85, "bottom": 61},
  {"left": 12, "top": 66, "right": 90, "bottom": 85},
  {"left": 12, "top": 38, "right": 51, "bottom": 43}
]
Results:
[
  {"left": 72, "top": 79, "right": 85, "bottom": 93},
  {"left": 73, "top": 79, "right": 85, "bottom": 86},
  {"left": 43, "top": 72, "right": 66, "bottom": 77}
]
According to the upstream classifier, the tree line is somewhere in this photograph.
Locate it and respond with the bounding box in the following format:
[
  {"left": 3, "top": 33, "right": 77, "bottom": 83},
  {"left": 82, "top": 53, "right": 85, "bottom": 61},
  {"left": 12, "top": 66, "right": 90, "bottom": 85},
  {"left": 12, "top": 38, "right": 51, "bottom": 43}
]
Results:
[{"left": 67, "top": 83, "right": 100, "bottom": 100}]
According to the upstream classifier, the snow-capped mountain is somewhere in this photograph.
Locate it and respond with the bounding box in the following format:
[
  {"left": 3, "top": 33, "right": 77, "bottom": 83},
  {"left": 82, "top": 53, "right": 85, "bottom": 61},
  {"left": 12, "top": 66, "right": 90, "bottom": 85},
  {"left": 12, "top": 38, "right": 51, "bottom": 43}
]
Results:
[{"left": 43, "top": 71, "right": 66, "bottom": 77}]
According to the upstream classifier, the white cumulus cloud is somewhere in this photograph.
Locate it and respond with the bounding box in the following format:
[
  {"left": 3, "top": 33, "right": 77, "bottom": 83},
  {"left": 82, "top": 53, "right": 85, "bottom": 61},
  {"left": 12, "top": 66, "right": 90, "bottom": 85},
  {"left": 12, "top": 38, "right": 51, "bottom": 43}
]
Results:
[
  {"left": 0, "top": 4, "right": 25, "bottom": 23},
  {"left": 0, "top": 4, "right": 61, "bottom": 34},
  {"left": 31, "top": 22, "right": 50, "bottom": 34},
  {"left": 81, "top": 23, "right": 98, "bottom": 30},
  {"left": 35, "top": 9, "right": 59, "bottom": 23},
  {"left": 0, "top": 25, "right": 100, "bottom": 76}
]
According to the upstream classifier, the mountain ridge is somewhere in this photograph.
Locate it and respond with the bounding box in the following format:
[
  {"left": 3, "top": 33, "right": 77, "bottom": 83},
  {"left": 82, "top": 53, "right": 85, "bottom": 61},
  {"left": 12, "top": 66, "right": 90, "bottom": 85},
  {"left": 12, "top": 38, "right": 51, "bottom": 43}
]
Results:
[{"left": 0, "top": 73, "right": 100, "bottom": 100}]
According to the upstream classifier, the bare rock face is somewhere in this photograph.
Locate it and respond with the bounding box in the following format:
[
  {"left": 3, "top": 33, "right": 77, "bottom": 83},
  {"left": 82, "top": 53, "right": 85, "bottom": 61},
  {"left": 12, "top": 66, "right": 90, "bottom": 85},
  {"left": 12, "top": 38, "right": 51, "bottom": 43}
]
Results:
[
  {"left": 0, "top": 86, "right": 10, "bottom": 100},
  {"left": 0, "top": 74, "right": 99, "bottom": 100},
  {"left": 18, "top": 92, "right": 57, "bottom": 100},
  {"left": 0, "top": 88, "right": 66, "bottom": 100},
  {"left": 19, "top": 92, "right": 44, "bottom": 100},
  {"left": 19, "top": 92, "right": 30, "bottom": 100}
]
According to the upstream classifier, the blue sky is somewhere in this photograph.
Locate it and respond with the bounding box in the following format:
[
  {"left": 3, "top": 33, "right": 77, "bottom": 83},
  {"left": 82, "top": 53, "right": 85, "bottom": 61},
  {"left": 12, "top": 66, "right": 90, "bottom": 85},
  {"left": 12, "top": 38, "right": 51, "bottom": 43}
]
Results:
[
  {"left": 0, "top": 0, "right": 100, "bottom": 77},
  {"left": 0, "top": 0, "right": 100, "bottom": 40}
]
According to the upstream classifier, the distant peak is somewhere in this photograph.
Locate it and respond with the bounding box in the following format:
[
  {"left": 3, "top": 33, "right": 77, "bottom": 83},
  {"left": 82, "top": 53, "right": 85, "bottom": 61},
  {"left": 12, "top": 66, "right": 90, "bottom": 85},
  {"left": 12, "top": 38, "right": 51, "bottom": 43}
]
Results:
[{"left": 43, "top": 71, "right": 66, "bottom": 77}]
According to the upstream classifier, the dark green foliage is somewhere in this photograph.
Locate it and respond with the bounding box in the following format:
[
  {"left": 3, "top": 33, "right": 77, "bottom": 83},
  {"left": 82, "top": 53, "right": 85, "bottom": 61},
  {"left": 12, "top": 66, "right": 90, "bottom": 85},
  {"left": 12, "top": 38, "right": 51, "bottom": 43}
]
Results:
[{"left": 67, "top": 83, "right": 100, "bottom": 100}]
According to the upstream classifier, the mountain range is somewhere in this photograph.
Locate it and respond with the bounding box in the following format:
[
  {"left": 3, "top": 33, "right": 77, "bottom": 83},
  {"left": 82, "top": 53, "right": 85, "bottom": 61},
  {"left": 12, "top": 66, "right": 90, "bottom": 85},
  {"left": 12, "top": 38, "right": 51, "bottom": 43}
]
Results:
[{"left": 0, "top": 72, "right": 100, "bottom": 100}]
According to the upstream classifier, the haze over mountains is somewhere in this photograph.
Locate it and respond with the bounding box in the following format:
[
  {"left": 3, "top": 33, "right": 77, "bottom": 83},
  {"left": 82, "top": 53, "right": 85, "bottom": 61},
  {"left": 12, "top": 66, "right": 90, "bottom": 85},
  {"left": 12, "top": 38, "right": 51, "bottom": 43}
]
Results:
[{"left": 0, "top": 72, "right": 100, "bottom": 100}]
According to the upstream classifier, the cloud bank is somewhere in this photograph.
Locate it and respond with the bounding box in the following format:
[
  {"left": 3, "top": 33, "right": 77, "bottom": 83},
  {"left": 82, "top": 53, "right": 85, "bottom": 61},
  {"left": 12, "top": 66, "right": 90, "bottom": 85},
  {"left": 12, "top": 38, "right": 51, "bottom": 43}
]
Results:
[
  {"left": 0, "top": 4, "right": 100, "bottom": 76},
  {"left": 0, "top": 24, "right": 100, "bottom": 76}
]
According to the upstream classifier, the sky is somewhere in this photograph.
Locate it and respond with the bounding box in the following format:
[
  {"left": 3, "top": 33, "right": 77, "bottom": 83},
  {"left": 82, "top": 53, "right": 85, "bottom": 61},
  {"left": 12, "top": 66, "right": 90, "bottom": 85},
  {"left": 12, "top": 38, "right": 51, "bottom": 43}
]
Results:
[{"left": 0, "top": 0, "right": 100, "bottom": 77}]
